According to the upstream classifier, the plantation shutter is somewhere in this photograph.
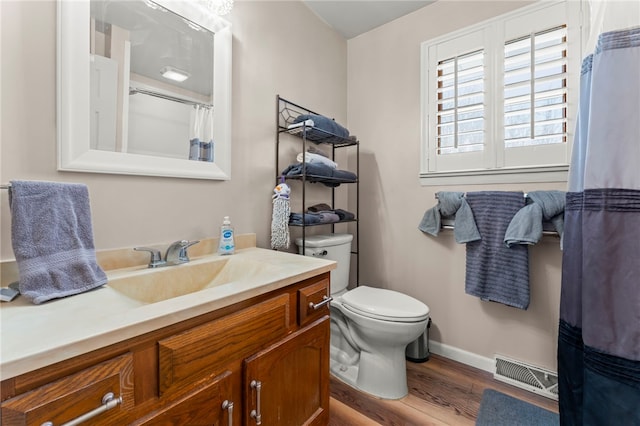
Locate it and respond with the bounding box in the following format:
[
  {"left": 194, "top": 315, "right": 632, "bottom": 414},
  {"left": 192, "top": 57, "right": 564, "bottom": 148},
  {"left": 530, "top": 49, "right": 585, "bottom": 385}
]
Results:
[
  {"left": 426, "top": 28, "right": 490, "bottom": 173},
  {"left": 503, "top": 26, "right": 568, "bottom": 148},
  {"left": 437, "top": 49, "right": 485, "bottom": 155}
]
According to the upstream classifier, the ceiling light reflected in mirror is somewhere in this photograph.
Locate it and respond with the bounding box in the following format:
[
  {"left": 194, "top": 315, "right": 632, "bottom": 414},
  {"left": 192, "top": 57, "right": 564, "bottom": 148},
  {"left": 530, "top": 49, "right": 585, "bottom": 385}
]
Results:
[{"left": 161, "top": 66, "right": 190, "bottom": 82}]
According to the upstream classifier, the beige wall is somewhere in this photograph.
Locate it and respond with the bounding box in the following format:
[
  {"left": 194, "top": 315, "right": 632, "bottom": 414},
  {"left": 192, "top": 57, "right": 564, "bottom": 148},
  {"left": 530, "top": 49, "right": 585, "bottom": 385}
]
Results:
[
  {"left": 347, "top": 0, "right": 563, "bottom": 370},
  {"left": 0, "top": 1, "right": 347, "bottom": 256},
  {"left": 2, "top": 0, "right": 564, "bottom": 371}
]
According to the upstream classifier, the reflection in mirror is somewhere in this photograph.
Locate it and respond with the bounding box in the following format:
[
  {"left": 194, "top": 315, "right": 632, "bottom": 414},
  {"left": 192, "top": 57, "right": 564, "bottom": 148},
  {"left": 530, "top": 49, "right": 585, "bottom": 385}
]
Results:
[
  {"left": 58, "top": 0, "right": 232, "bottom": 180},
  {"left": 90, "top": 0, "right": 214, "bottom": 162}
]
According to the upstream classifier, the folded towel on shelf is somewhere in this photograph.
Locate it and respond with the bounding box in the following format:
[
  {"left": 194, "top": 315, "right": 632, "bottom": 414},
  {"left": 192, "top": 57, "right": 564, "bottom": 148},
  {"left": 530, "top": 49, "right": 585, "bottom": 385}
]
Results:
[
  {"left": 293, "top": 114, "right": 350, "bottom": 143},
  {"left": 465, "top": 191, "right": 530, "bottom": 310},
  {"left": 8, "top": 180, "right": 107, "bottom": 304},
  {"left": 281, "top": 163, "right": 357, "bottom": 187},
  {"left": 296, "top": 152, "right": 338, "bottom": 169},
  {"left": 304, "top": 204, "right": 354, "bottom": 222},
  {"left": 307, "top": 203, "right": 332, "bottom": 212},
  {"left": 289, "top": 212, "right": 322, "bottom": 225},
  {"left": 418, "top": 191, "right": 481, "bottom": 243},
  {"left": 504, "top": 190, "right": 566, "bottom": 248}
]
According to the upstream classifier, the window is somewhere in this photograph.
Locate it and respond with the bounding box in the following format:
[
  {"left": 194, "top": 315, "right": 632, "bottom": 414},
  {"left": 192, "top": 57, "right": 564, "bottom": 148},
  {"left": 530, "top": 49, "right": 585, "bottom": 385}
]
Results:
[{"left": 421, "top": 1, "right": 581, "bottom": 185}]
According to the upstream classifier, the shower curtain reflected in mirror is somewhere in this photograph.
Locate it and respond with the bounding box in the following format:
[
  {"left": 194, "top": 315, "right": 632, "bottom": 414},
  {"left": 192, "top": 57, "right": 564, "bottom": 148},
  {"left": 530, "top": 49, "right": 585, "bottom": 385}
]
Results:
[
  {"left": 189, "top": 105, "right": 214, "bottom": 162},
  {"left": 558, "top": 24, "right": 640, "bottom": 425}
]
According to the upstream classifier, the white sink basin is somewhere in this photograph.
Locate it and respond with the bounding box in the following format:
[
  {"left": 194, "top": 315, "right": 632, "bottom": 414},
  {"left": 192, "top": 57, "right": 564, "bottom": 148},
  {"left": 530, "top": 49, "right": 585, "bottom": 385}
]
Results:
[{"left": 108, "top": 256, "right": 279, "bottom": 304}]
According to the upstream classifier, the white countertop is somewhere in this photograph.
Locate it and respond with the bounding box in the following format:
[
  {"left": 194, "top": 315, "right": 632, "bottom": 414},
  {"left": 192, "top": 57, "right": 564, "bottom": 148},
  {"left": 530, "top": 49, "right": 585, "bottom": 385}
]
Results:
[{"left": 0, "top": 247, "right": 335, "bottom": 380}]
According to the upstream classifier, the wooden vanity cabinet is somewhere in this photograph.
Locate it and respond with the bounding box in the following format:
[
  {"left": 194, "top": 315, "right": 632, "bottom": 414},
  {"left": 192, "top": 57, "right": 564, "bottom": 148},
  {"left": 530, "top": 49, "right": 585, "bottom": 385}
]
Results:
[
  {"left": 132, "top": 371, "right": 233, "bottom": 425},
  {"left": 0, "top": 353, "right": 135, "bottom": 425},
  {"left": 0, "top": 272, "right": 331, "bottom": 426}
]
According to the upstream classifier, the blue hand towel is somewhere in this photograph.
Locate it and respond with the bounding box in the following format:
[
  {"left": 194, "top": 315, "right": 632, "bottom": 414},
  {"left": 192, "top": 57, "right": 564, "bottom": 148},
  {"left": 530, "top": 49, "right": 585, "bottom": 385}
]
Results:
[
  {"left": 465, "top": 191, "right": 529, "bottom": 310},
  {"left": 418, "top": 191, "right": 481, "bottom": 243},
  {"left": 504, "top": 190, "right": 566, "bottom": 248},
  {"left": 8, "top": 180, "right": 107, "bottom": 304}
]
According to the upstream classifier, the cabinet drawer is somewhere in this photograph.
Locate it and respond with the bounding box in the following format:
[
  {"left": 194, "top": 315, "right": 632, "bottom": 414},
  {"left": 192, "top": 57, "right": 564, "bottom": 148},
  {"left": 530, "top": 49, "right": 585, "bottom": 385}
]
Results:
[
  {"left": 158, "top": 293, "right": 292, "bottom": 395},
  {"left": 1, "top": 353, "right": 134, "bottom": 426},
  {"left": 298, "top": 277, "right": 331, "bottom": 327},
  {"left": 133, "top": 371, "right": 232, "bottom": 425}
]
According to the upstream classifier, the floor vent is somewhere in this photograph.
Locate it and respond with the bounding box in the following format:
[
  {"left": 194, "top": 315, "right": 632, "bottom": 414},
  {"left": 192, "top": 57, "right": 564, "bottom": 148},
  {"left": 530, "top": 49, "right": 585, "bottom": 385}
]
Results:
[{"left": 494, "top": 355, "right": 558, "bottom": 400}]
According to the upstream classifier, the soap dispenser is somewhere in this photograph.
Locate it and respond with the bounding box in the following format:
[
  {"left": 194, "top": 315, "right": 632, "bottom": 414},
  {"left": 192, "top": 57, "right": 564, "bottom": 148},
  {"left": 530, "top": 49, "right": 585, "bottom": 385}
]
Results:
[{"left": 218, "top": 216, "right": 235, "bottom": 255}]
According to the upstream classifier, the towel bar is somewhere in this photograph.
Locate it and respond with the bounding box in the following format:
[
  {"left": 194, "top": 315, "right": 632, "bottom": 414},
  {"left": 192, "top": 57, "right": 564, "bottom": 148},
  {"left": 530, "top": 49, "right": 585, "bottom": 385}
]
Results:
[
  {"left": 440, "top": 223, "right": 559, "bottom": 238},
  {"left": 435, "top": 192, "right": 529, "bottom": 199},
  {"left": 1, "top": 184, "right": 11, "bottom": 189}
]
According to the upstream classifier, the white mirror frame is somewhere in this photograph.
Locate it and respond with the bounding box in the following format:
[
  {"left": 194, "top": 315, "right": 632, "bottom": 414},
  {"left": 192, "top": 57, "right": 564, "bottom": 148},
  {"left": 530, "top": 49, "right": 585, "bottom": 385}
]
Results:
[{"left": 57, "top": 0, "right": 232, "bottom": 180}]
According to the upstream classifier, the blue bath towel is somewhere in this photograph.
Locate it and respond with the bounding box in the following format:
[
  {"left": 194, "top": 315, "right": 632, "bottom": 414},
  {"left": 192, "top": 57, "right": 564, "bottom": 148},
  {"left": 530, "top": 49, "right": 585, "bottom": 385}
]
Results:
[
  {"left": 465, "top": 191, "right": 530, "bottom": 310},
  {"left": 8, "top": 180, "right": 107, "bottom": 304}
]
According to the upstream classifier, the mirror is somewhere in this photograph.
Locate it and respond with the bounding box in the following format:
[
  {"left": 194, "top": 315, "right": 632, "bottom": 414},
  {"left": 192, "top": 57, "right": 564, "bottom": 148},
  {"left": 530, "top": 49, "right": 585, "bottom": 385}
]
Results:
[{"left": 58, "top": 0, "right": 232, "bottom": 180}]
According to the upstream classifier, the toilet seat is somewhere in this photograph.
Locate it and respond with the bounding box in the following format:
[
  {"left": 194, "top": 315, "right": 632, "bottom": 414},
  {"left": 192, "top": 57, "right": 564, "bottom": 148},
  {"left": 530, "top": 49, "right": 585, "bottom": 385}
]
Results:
[{"left": 340, "top": 286, "right": 429, "bottom": 322}]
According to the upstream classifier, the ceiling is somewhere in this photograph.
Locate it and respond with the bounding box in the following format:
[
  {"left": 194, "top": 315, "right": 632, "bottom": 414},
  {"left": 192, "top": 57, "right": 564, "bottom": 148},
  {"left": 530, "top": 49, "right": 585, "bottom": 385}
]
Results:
[{"left": 303, "top": 0, "right": 435, "bottom": 39}]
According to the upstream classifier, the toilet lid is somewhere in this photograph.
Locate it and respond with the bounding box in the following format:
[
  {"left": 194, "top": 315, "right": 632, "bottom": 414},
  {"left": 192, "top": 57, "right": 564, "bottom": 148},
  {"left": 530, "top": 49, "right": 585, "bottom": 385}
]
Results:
[{"left": 341, "top": 286, "right": 430, "bottom": 322}]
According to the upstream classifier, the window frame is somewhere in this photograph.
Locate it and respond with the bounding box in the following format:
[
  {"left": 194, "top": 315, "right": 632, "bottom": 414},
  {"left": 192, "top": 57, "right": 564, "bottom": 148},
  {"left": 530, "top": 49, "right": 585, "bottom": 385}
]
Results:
[{"left": 420, "top": 1, "right": 583, "bottom": 186}]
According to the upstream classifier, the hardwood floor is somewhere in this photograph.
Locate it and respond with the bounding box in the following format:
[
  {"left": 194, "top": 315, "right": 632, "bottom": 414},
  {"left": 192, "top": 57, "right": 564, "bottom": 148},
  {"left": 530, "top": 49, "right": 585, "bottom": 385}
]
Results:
[{"left": 329, "top": 354, "right": 558, "bottom": 425}]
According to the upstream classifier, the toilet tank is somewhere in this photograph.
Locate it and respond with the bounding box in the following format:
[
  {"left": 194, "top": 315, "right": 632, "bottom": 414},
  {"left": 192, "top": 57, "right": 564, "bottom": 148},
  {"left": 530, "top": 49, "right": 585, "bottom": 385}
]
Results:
[{"left": 295, "top": 234, "right": 353, "bottom": 294}]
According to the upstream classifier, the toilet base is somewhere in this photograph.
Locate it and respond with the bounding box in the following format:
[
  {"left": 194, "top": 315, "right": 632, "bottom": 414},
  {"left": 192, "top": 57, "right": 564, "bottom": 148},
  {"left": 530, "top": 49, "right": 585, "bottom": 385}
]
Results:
[
  {"left": 330, "top": 358, "right": 359, "bottom": 387},
  {"left": 330, "top": 345, "right": 409, "bottom": 400}
]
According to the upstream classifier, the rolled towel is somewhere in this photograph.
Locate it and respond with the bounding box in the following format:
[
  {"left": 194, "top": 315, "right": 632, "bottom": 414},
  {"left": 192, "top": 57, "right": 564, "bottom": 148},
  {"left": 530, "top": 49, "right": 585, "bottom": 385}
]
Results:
[
  {"left": 296, "top": 152, "right": 338, "bottom": 169},
  {"left": 419, "top": 191, "right": 481, "bottom": 243},
  {"left": 8, "top": 180, "right": 107, "bottom": 304}
]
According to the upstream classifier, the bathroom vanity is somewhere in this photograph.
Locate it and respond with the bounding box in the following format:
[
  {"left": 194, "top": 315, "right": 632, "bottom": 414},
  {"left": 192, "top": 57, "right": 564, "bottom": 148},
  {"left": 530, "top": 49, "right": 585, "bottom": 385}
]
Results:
[{"left": 0, "top": 239, "right": 334, "bottom": 425}]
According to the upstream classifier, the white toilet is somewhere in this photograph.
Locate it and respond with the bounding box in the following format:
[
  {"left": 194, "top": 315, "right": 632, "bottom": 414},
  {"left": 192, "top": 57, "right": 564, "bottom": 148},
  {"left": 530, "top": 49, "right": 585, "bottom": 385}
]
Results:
[{"left": 296, "top": 234, "right": 430, "bottom": 399}]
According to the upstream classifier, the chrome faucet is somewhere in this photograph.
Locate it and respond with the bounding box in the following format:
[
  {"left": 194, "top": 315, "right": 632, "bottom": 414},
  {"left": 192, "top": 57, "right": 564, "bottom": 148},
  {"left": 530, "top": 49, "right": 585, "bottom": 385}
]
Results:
[
  {"left": 134, "top": 240, "right": 200, "bottom": 268},
  {"left": 165, "top": 240, "right": 200, "bottom": 265}
]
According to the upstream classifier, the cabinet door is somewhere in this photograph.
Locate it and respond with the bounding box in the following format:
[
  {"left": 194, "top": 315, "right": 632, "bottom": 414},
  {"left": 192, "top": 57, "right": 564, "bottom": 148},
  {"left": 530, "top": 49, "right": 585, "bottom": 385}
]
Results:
[
  {"left": 1, "top": 353, "right": 134, "bottom": 426},
  {"left": 133, "top": 371, "right": 233, "bottom": 426},
  {"left": 244, "top": 317, "right": 329, "bottom": 426}
]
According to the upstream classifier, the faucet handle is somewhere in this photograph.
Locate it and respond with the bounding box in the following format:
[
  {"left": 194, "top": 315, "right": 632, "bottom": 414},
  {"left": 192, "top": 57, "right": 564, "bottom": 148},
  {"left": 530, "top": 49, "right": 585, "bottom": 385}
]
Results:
[
  {"left": 133, "top": 247, "right": 166, "bottom": 268},
  {"left": 178, "top": 240, "right": 200, "bottom": 262}
]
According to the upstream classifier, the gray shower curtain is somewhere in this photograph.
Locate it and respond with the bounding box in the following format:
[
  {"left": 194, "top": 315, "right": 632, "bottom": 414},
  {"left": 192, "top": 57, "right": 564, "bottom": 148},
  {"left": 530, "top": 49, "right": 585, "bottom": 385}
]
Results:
[{"left": 558, "top": 27, "right": 640, "bottom": 425}]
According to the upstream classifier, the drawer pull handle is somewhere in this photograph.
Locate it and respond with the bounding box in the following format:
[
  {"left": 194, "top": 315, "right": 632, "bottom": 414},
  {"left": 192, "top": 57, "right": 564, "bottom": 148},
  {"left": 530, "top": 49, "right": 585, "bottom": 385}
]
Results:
[
  {"left": 309, "top": 295, "right": 333, "bottom": 310},
  {"left": 250, "top": 380, "right": 262, "bottom": 425},
  {"left": 41, "top": 392, "right": 122, "bottom": 426},
  {"left": 222, "top": 400, "right": 234, "bottom": 426}
]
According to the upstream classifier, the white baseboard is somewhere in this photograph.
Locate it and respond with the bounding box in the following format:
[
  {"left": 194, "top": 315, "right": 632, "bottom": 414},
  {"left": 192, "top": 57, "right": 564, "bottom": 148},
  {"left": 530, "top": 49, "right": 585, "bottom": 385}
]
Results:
[{"left": 429, "top": 340, "right": 495, "bottom": 373}]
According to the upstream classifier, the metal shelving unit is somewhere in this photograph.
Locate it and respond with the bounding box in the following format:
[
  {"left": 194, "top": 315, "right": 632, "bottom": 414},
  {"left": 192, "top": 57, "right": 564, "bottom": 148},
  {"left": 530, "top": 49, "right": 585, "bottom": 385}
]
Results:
[{"left": 276, "top": 95, "right": 359, "bottom": 286}]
